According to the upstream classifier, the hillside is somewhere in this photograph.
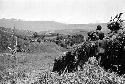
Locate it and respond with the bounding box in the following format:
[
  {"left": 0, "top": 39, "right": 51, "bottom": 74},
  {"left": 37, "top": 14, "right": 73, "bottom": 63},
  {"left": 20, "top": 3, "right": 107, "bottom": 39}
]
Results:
[
  {"left": 1, "top": 19, "right": 125, "bottom": 84},
  {"left": 0, "top": 18, "right": 110, "bottom": 33}
]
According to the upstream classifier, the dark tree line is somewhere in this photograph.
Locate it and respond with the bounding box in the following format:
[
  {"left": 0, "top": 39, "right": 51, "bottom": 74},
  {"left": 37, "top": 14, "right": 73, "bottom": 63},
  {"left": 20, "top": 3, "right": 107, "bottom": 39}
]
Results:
[{"left": 54, "top": 34, "right": 85, "bottom": 48}]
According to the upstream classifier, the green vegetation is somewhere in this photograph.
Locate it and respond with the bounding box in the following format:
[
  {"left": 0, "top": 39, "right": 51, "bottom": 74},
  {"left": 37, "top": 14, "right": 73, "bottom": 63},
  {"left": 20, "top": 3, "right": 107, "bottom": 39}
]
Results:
[
  {"left": 53, "top": 34, "right": 85, "bottom": 48},
  {"left": 0, "top": 19, "right": 125, "bottom": 84},
  {"left": 1, "top": 57, "right": 125, "bottom": 84}
]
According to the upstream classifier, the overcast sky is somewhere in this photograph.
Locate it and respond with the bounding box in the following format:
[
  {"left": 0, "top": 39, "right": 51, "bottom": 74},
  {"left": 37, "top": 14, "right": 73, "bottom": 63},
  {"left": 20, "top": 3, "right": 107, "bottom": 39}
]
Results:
[{"left": 0, "top": 0, "right": 125, "bottom": 24}]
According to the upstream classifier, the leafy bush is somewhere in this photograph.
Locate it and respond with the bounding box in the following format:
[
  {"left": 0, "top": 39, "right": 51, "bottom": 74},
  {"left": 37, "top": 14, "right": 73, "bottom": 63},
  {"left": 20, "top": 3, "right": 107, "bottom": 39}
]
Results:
[
  {"left": 54, "top": 34, "right": 85, "bottom": 48},
  {"left": 31, "top": 57, "right": 125, "bottom": 84},
  {"left": 53, "top": 31, "right": 125, "bottom": 76}
]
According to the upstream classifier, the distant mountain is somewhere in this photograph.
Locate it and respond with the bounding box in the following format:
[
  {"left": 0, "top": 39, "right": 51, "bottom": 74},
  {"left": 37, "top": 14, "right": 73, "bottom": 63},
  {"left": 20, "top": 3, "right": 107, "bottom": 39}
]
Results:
[
  {"left": 0, "top": 18, "right": 67, "bottom": 32},
  {"left": 0, "top": 18, "right": 110, "bottom": 33}
]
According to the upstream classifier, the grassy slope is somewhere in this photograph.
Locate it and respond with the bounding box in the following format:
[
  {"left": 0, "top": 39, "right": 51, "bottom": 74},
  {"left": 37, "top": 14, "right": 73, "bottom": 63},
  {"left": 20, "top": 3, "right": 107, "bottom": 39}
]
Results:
[
  {"left": 1, "top": 39, "right": 125, "bottom": 83},
  {"left": 1, "top": 56, "right": 125, "bottom": 84},
  {"left": 0, "top": 27, "right": 64, "bottom": 83},
  {"left": 0, "top": 41, "right": 64, "bottom": 83}
]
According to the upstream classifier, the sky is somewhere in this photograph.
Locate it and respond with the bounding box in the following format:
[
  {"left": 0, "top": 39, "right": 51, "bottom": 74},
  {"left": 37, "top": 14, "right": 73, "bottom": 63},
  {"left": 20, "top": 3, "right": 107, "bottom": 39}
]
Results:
[{"left": 0, "top": 0, "right": 125, "bottom": 24}]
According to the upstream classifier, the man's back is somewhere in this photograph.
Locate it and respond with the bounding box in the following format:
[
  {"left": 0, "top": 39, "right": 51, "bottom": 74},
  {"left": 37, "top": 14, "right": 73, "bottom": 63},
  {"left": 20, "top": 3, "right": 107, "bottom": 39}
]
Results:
[{"left": 96, "top": 30, "right": 104, "bottom": 40}]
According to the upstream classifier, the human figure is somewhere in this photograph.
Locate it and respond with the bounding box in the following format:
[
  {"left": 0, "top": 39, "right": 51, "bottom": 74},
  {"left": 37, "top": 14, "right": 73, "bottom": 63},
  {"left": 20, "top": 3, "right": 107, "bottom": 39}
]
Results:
[{"left": 87, "top": 25, "right": 104, "bottom": 41}]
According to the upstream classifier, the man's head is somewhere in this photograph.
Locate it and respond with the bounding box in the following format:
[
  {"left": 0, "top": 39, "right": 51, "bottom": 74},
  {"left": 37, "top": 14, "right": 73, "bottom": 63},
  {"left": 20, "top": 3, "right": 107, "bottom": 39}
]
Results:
[{"left": 96, "top": 25, "right": 102, "bottom": 30}]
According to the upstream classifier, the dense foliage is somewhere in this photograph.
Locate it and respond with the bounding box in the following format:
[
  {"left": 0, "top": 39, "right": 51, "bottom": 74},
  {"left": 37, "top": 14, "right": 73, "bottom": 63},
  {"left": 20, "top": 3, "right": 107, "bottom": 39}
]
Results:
[
  {"left": 53, "top": 31, "right": 125, "bottom": 76},
  {"left": 54, "top": 34, "right": 85, "bottom": 48}
]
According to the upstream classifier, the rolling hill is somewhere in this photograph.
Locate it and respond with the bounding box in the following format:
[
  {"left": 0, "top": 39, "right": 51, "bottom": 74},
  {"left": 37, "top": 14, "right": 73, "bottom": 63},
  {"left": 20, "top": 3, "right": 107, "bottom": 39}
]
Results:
[{"left": 0, "top": 18, "right": 110, "bottom": 33}]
